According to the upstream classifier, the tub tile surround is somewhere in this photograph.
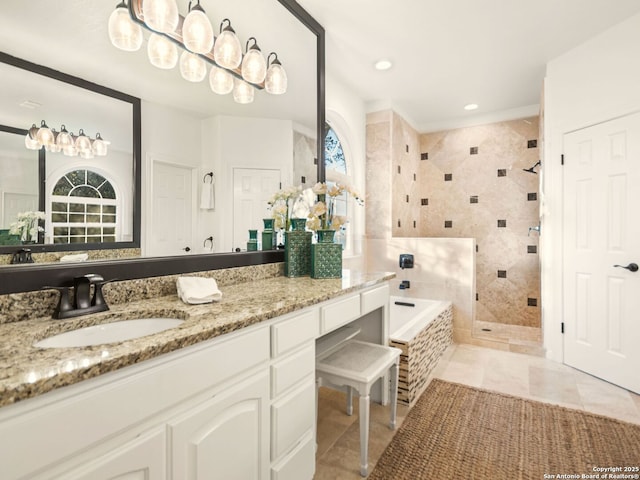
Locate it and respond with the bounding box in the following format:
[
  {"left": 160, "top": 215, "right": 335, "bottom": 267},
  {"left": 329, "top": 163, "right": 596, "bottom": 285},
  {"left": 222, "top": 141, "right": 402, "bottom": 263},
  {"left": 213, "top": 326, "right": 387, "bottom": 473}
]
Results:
[
  {"left": 418, "top": 118, "right": 541, "bottom": 329},
  {"left": 0, "top": 266, "right": 394, "bottom": 407},
  {"left": 390, "top": 302, "right": 453, "bottom": 406}
]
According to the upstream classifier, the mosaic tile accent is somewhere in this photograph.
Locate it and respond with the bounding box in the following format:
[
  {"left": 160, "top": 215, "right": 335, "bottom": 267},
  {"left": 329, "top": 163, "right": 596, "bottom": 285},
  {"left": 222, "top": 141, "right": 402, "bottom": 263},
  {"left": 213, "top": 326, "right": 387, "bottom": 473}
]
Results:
[
  {"left": 528, "top": 245, "right": 538, "bottom": 254},
  {"left": 497, "top": 169, "right": 507, "bottom": 177},
  {"left": 389, "top": 302, "right": 453, "bottom": 407},
  {"left": 528, "top": 192, "right": 538, "bottom": 201},
  {"left": 444, "top": 173, "right": 453, "bottom": 181},
  {"left": 470, "top": 146, "right": 479, "bottom": 155},
  {"left": 421, "top": 198, "right": 429, "bottom": 206},
  {"left": 470, "top": 195, "right": 479, "bottom": 204},
  {"left": 444, "top": 220, "right": 453, "bottom": 228},
  {"left": 528, "top": 139, "right": 538, "bottom": 148},
  {"left": 497, "top": 219, "right": 507, "bottom": 227},
  {"left": 498, "top": 270, "right": 507, "bottom": 278},
  {"left": 421, "top": 153, "right": 429, "bottom": 160},
  {"left": 528, "top": 297, "right": 538, "bottom": 306}
]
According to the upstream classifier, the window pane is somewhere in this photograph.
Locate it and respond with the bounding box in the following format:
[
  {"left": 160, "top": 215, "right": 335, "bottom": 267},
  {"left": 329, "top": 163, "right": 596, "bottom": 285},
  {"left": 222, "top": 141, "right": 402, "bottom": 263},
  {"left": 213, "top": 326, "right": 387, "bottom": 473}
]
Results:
[
  {"left": 71, "top": 186, "right": 99, "bottom": 198},
  {"left": 53, "top": 178, "right": 72, "bottom": 196},
  {"left": 51, "top": 202, "right": 68, "bottom": 212},
  {"left": 86, "top": 204, "right": 101, "bottom": 214},
  {"left": 69, "top": 214, "right": 85, "bottom": 223},
  {"left": 70, "top": 227, "right": 85, "bottom": 236},
  {"left": 87, "top": 171, "right": 107, "bottom": 189},
  {"left": 87, "top": 214, "right": 101, "bottom": 223},
  {"left": 69, "top": 203, "right": 85, "bottom": 213},
  {"left": 70, "top": 236, "right": 86, "bottom": 243},
  {"left": 86, "top": 236, "right": 102, "bottom": 243},
  {"left": 103, "top": 227, "right": 115, "bottom": 235},
  {"left": 66, "top": 170, "right": 85, "bottom": 186},
  {"left": 51, "top": 213, "right": 68, "bottom": 222},
  {"left": 87, "top": 227, "right": 102, "bottom": 235},
  {"left": 53, "top": 237, "right": 69, "bottom": 244},
  {"left": 53, "top": 227, "right": 69, "bottom": 236},
  {"left": 103, "top": 214, "right": 116, "bottom": 223},
  {"left": 103, "top": 205, "right": 116, "bottom": 214},
  {"left": 103, "top": 236, "right": 116, "bottom": 242},
  {"left": 99, "top": 182, "right": 116, "bottom": 199}
]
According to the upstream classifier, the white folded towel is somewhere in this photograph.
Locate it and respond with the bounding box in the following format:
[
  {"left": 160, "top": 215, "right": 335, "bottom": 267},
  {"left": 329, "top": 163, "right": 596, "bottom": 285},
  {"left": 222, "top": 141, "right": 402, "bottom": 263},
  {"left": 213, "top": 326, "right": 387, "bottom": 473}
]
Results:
[
  {"left": 60, "top": 253, "right": 89, "bottom": 263},
  {"left": 177, "top": 276, "right": 222, "bottom": 304},
  {"left": 200, "top": 181, "right": 215, "bottom": 210}
]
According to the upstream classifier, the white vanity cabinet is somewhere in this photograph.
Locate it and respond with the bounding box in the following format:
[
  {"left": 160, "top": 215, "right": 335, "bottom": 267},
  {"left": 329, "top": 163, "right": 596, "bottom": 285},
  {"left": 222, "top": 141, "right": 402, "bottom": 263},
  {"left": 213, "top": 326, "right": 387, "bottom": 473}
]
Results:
[{"left": 0, "top": 280, "right": 390, "bottom": 480}]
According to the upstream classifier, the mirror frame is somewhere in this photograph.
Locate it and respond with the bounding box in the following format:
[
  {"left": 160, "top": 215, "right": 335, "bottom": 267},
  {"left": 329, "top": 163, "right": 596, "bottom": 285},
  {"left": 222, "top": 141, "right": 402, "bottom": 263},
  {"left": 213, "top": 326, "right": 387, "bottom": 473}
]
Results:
[
  {"left": 0, "top": 0, "right": 325, "bottom": 294},
  {"left": 0, "top": 51, "right": 142, "bottom": 255}
]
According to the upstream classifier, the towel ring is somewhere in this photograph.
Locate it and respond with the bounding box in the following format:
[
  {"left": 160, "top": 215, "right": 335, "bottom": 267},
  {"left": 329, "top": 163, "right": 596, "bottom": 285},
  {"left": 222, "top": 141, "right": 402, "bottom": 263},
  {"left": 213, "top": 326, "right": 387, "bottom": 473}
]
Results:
[
  {"left": 203, "top": 236, "right": 214, "bottom": 249},
  {"left": 203, "top": 172, "right": 215, "bottom": 183}
]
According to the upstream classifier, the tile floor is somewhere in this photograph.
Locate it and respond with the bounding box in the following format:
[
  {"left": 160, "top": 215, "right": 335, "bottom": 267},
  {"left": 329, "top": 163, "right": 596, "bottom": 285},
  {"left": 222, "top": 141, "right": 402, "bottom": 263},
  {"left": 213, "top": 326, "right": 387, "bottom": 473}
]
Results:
[{"left": 314, "top": 343, "right": 640, "bottom": 479}]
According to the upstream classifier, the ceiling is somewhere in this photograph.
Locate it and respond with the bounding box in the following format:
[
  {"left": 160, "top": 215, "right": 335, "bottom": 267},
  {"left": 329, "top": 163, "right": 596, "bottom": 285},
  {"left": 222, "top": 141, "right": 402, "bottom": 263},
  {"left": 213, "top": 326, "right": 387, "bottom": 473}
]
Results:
[{"left": 296, "top": 0, "right": 640, "bottom": 132}]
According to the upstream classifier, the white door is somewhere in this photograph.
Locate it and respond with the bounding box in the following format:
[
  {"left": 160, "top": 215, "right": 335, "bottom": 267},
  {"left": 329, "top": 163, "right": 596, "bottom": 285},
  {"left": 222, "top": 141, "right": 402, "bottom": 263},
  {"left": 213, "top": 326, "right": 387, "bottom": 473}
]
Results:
[
  {"left": 563, "top": 112, "right": 640, "bottom": 394},
  {"left": 149, "top": 161, "right": 195, "bottom": 256},
  {"left": 232, "top": 168, "right": 281, "bottom": 251}
]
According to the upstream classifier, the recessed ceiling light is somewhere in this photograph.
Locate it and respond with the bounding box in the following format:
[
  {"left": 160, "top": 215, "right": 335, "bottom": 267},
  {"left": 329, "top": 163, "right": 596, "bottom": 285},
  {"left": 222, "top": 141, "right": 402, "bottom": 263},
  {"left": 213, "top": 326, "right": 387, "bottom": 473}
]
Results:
[
  {"left": 374, "top": 59, "right": 392, "bottom": 71},
  {"left": 464, "top": 103, "right": 479, "bottom": 111}
]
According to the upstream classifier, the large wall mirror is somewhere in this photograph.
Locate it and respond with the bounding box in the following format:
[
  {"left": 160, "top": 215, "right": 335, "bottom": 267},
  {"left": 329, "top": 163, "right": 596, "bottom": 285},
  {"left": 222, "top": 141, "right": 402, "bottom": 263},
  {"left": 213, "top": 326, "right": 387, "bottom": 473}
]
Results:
[{"left": 0, "top": 0, "right": 324, "bottom": 293}]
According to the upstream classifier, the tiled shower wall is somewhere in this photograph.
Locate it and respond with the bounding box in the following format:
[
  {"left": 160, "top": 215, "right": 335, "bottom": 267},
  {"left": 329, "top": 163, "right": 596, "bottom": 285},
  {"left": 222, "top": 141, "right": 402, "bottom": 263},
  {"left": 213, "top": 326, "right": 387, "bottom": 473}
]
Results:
[{"left": 416, "top": 118, "right": 541, "bottom": 327}]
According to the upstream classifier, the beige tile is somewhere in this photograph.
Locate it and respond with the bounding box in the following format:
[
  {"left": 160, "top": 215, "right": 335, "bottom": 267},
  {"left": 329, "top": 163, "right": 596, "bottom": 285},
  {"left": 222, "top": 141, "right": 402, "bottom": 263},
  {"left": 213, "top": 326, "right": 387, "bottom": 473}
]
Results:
[
  {"left": 576, "top": 378, "right": 640, "bottom": 425},
  {"left": 527, "top": 365, "right": 582, "bottom": 407}
]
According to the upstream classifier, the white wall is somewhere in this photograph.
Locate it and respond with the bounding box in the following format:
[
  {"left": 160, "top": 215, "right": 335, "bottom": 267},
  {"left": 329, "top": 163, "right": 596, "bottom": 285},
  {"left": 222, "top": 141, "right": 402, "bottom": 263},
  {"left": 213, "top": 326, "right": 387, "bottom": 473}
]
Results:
[
  {"left": 325, "top": 72, "right": 367, "bottom": 264},
  {"left": 201, "top": 115, "right": 294, "bottom": 253},
  {"left": 542, "top": 12, "right": 640, "bottom": 361},
  {"left": 141, "top": 101, "right": 202, "bottom": 253}
]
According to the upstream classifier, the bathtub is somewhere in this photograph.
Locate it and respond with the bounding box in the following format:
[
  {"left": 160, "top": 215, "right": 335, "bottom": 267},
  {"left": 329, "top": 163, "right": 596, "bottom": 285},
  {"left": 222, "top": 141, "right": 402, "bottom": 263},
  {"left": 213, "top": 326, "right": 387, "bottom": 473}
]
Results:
[{"left": 388, "top": 295, "right": 453, "bottom": 406}]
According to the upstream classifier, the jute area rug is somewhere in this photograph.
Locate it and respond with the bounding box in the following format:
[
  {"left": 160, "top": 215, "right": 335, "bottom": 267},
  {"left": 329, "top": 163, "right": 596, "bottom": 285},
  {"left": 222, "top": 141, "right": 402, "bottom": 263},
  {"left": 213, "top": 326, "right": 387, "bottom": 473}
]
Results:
[{"left": 369, "top": 379, "right": 640, "bottom": 480}]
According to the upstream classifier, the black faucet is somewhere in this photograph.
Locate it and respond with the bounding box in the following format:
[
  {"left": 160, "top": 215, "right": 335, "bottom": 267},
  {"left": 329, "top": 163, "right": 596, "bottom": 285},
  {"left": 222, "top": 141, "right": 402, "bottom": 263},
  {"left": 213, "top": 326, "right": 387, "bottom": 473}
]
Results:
[{"left": 49, "top": 274, "right": 110, "bottom": 319}]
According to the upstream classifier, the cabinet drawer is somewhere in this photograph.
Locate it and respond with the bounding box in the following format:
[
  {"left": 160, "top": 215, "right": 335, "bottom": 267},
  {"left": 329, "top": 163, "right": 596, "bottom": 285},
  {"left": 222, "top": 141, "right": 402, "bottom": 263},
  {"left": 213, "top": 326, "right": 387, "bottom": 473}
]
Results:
[
  {"left": 271, "top": 378, "right": 315, "bottom": 461},
  {"left": 361, "top": 283, "right": 389, "bottom": 314},
  {"left": 271, "top": 345, "right": 315, "bottom": 398},
  {"left": 320, "top": 294, "right": 361, "bottom": 334},
  {"left": 271, "top": 431, "right": 315, "bottom": 480},
  {"left": 271, "top": 309, "right": 318, "bottom": 358}
]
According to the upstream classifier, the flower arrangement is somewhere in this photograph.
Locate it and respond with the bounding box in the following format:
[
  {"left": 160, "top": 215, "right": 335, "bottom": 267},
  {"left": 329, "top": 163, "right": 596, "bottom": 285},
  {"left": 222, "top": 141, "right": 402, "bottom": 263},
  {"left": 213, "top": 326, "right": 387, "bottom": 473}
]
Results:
[
  {"left": 306, "top": 182, "right": 363, "bottom": 231},
  {"left": 9, "top": 211, "right": 45, "bottom": 243},
  {"left": 267, "top": 185, "right": 302, "bottom": 230}
]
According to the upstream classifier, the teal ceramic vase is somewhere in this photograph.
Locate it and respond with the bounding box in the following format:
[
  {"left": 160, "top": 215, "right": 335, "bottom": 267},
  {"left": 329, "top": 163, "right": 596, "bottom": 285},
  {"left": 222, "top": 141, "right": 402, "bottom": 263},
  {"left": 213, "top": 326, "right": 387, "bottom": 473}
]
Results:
[
  {"left": 261, "top": 218, "right": 276, "bottom": 250},
  {"left": 247, "top": 229, "right": 258, "bottom": 251},
  {"left": 284, "top": 218, "right": 312, "bottom": 277},
  {"left": 311, "top": 229, "right": 342, "bottom": 278}
]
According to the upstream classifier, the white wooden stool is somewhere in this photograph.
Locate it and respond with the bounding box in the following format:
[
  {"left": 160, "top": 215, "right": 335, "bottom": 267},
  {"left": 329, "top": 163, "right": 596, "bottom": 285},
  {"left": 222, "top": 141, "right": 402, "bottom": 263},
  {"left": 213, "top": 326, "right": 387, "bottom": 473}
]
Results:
[{"left": 316, "top": 339, "right": 401, "bottom": 477}]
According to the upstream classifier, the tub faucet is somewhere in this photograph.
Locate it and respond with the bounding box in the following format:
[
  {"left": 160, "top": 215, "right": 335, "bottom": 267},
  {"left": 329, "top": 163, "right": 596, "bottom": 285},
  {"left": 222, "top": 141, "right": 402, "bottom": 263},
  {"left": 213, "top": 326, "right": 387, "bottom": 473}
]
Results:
[{"left": 399, "top": 280, "right": 411, "bottom": 289}]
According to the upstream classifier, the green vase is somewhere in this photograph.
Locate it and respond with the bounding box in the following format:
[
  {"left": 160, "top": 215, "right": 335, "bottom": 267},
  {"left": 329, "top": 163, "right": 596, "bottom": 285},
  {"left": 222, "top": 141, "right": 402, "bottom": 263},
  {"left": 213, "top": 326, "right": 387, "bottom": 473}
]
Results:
[
  {"left": 311, "top": 229, "right": 342, "bottom": 278},
  {"left": 285, "top": 218, "right": 311, "bottom": 277},
  {"left": 262, "top": 218, "right": 276, "bottom": 250},
  {"left": 247, "top": 229, "right": 258, "bottom": 251}
]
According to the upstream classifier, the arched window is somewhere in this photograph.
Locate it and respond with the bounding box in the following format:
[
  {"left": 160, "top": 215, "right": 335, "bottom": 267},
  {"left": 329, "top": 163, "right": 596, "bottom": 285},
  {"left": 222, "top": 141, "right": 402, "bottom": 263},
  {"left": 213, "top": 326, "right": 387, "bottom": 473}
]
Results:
[
  {"left": 324, "top": 123, "right": 351, "bottom": 250},
  {"left": 50, "top": 169, "right": 117, "bottom": 244},
  {"left": 324, "top": 125, "right": 347, "bottom": 175}
]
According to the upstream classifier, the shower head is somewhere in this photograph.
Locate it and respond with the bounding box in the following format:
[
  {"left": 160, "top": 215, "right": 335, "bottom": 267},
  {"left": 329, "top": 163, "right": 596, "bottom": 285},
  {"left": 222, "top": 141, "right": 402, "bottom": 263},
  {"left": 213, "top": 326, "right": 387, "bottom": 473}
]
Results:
[{"left": 523, "top": 160, "right": 541, "bottom": 174}]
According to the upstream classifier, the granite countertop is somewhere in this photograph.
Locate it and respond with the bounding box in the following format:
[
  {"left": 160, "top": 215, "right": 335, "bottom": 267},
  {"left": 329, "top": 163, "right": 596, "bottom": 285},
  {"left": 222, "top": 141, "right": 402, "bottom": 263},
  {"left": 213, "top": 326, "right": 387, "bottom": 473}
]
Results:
[{"left": 0, "top": 270, "right": 393, "bottom": 408}]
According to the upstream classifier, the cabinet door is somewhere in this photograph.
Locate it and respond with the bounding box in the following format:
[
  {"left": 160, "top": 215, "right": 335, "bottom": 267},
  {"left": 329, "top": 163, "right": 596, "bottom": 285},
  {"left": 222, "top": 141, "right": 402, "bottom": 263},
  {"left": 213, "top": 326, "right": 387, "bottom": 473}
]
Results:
[
  {"left": 169, "top": 371, "right": 270, "bottom": 480},
  {"left": 62, "top": 427, "right": 166, "bottom": 480}
]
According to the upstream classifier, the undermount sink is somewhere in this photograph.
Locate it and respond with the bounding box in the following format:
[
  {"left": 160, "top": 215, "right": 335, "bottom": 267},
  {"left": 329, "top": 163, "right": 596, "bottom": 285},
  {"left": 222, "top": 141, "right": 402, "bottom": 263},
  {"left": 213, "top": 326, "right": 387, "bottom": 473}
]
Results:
[{"left": 34, "top": 318, "right": 185, "bottom": 348}]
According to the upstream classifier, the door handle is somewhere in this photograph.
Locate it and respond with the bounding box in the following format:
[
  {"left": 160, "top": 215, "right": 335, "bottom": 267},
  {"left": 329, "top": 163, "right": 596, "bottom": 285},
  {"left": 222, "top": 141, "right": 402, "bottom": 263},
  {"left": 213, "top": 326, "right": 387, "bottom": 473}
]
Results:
[
  {"left": 183, "top": 246, "right": 191, "bottom": 252},
  {"left": 613, "top": 263, "right": 638, "bottom": 272}
]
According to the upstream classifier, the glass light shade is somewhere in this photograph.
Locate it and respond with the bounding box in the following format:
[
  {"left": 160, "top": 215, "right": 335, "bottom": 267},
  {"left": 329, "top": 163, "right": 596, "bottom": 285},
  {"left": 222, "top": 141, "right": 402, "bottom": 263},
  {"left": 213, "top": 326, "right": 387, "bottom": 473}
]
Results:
[
  {"left": 63, "top": 144, "right": 78, "bottom": 156},
  {"left": 182, "top": 6, "right": 214, "bottom": 54},
  {"left": 265, "top": 61, "right": 287, "bottom": 94},
  {"left": 92, "top": 134, "right": 109, "bottom": 156},
  {"left": 75, "top": 130, "right": 92, "bottom": 153},
  {"left": 142, "top": 0, "right": 178, "bottom": 33},
  {"left": 46, "top": 131, "right": 62, "bottom": 153},
  {"left": 80, "top": 149, "right": 95, "bottom": 159},
  {"left": 147, "top": 33, "right": 178, "bottom": 69},
  {"left": 56, "top": 126, "right": 74, "bottom": 149},
  {"left": 24, "top": 133, "right": 40, "bottom": 150},
  {"left": 241, "top": 48, "right": 266, "bottom": 84},
  {"left": 233, "top": 78, "right": 254, "bottom": 104},
  {"left": 179, "top": 51, "right": 207, "bottom": 82},
  {"left": 36, "top": 122, "right": 54, "bottom": 147},
  {"left": 213, "top": 28, "right": 242, "bottom": 69},
  {"left": 209, "top": 65, "right": 233, "bottom": 95},
  {"left": 108, "top": 4, "right": 143, "bottom": 52}
]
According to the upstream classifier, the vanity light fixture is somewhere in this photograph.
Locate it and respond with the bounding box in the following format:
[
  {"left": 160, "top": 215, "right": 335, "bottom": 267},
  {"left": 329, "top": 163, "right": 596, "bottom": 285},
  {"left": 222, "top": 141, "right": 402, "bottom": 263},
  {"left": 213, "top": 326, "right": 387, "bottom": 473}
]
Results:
[
  {"left": 241, "top": 37, "right": 267, "bottom": 84},
  {"left": 108, "top": 1, "right": 143, "bottom": 51},
  {"left": 107, "top": 0, "right": 288, "bottom": 101},
  {"left": 141, "top": 0, "right": 179, "bottom": 34},
  {"left": 265, "top": 52, "right": 287, "bottom": 95},
  {"left": 182, "top": 0, "right": 214, "bottom": 54},
  {"left": 25, "top": 121, "right": 110, "bottom": 157}
]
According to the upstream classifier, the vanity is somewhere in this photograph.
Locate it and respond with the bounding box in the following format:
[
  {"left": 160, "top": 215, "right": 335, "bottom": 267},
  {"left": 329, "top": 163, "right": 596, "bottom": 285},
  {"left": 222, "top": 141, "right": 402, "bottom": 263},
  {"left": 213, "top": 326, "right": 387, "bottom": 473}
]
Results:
[{"left": 0, "top": 270, "right": 392, "bottom": 480}]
